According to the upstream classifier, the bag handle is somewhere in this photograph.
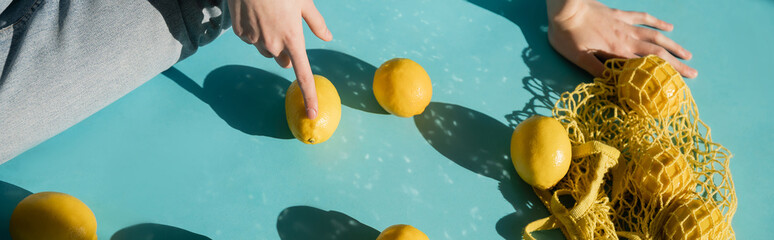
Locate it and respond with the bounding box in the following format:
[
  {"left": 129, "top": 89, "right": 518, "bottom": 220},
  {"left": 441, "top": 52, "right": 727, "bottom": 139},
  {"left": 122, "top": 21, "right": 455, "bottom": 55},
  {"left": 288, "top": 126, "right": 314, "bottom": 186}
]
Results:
[{"left": 523, "top": 141, "right": 620, "bottom": 239}]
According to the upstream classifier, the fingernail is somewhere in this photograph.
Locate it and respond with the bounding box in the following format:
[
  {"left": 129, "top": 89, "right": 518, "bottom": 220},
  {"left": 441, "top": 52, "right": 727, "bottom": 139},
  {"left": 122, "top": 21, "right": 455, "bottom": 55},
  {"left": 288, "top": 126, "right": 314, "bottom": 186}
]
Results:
[
  {"left": 307, "top": 108, "right": 318, "bottom": 120},
  {"left": 687, "top": 69, "right": 698, "bottom": 78},
  {"left": 326, "top": 28, "right": 333, "bottom": 39}
]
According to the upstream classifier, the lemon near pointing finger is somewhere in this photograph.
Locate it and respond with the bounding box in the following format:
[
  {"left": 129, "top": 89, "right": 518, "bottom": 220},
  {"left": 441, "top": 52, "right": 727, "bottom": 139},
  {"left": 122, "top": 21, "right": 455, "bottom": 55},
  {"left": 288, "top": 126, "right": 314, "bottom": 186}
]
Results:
[
  {"left": 285, "top": 58, "right": 432, "bottom": 144},
  {"left": 376, "top": 224, "right": 429, "bottom": 240},
  {"left": 285, "top": 74, "right": 342, "bottom": 144}
]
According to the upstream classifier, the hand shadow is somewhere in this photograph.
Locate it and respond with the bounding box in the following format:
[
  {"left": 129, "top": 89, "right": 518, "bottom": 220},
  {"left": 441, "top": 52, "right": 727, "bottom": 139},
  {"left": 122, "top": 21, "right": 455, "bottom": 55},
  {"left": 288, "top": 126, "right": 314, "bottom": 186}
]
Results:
[
  {"left": 163, "top": 65, "right": 294, "bottom": 139},
  {"left": 413, "top": 102, "right": 550, "bottom": 239},
  {"left": 276, "top": 206, "right": 380, "bottom": 240},
  {"left": 307, "top": 49, "right": 389, "bottom": 115},
  {"left": 112, "top": 223, "right": 211, "bottom": 240},
  {"left": 467, "top": 0, "right": 587, "bottom": 94},
  {"left": 0, "top": 181, "right": 32, "bottom": 239}
]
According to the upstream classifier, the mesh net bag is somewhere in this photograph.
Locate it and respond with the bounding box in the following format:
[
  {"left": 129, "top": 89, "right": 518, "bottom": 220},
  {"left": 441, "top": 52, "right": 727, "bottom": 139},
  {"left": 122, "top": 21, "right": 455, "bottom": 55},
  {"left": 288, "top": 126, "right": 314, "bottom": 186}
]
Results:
[{"left": 522, "top": 55, "right": 736, "bottom": 240}]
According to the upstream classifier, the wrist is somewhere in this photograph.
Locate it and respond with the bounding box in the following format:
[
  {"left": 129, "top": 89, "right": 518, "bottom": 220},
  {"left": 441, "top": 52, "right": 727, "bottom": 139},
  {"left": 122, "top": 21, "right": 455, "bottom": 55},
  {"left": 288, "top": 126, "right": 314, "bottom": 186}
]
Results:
[{"left": 546, "top": 0, "right": 586, "bottom": 25}]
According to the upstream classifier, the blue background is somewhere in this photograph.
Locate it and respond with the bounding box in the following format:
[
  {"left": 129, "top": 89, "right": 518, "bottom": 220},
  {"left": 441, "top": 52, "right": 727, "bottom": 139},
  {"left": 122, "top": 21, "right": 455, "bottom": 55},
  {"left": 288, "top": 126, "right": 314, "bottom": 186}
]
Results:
[{"left": 2, "top": 0, "right": 772, "bottom": 239}]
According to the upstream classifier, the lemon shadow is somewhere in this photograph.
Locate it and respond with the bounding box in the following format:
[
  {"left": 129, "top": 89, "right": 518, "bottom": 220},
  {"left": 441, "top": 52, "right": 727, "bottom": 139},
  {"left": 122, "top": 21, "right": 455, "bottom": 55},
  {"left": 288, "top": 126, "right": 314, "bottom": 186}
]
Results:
[
  {"left": 276, "top": 206, "right": 380, "bottom": 240},
  {"left": 413, "top": 102, "right": 554, "bottom": 239},
  {"left": 111, "top": 223, "right": 211, "bottom": 240},
  {"left": 0, "top": 180, "right": 32, "bottom": 239},
  {"left": 307, "top": 49, "right": 389, "bottom": 115},
  {"left": 163, "top": 65, "right": 294, "bottom": 139}
]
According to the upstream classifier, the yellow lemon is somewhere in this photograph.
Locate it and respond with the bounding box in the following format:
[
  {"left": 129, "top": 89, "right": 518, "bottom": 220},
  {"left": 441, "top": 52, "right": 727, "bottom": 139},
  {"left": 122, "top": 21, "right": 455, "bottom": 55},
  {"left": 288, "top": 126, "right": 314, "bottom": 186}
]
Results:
[
  {"left": 663, "top": 199, "right": 729, "bottom": 240},
  {"left": 376, "top": 224, "right": 429, "bottom": 240},
  {"left": 285, "top": 75, "right": 341, "bottom": 144},
  {"left": 373, "top": 58, "right": 432, "bottom": 117},
  {"left": 617, "top": 55, "right": 687, "bottom": 118},
  {"left": 631, "top": 145, "right": 694, "bottom": 203},
  {"left": 510, "top": 115, "right": 572, "bottom": 190},
  {"left": 10, "top": 192, "right": 97, "bottom": 240}
]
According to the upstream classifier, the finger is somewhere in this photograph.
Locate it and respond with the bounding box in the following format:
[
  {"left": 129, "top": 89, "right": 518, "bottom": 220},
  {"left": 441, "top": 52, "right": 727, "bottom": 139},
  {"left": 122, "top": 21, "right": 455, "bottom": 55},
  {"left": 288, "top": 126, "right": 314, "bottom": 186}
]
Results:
[
  {"left": 633, "top": 27, "right": 692, "bottom": 60},
  {"left": 235, "top": 26, "right": 257, "bottom": 44},
  {"left": 635, "top": 42, "right": 698, "bottom": 78},
  {"left": 574, "top": 51, "right": 606, "bottom": 77},
  {"left": 302, "top": 3, "right": 332, "bottom": 41},
  {"left": 261, "top": 38, "right": 284, "bottom": 57},
  {"left": 287, "top": 39, "right": 319, "bottom": 119},
  {"left": 274, "top": 51, "right": 292, "bottom": 68},
  {"left": 239, "top": 35, "right": 253, "bottom": 45},
  {"left": 239, "top": 16, "right": 260, "bottom": 44},
  {"left": 625, "top": 11, "right": 673, "bottom": 31},
  {"left": 254, "top": 43, "right": 273, "bottom": 58},
  {"left": 228, "top": 0, "right": 243, "bottom": 36}
]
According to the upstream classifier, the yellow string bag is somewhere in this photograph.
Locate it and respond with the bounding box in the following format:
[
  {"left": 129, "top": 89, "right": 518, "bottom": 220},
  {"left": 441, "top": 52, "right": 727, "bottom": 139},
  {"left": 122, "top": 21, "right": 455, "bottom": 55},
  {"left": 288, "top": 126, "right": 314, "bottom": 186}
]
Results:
[{"left": 521, "top": 55, "right": 736, "bottom": 239}]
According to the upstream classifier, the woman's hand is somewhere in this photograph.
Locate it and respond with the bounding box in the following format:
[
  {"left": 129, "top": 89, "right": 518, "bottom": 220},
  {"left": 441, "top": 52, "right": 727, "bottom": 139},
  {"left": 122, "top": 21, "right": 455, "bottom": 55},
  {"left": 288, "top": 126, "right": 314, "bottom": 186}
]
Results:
[
  {"left": 228, "top": 0, "right": 332, "bottom": 119},
  {"left": 546, "top": 0, "right": 697, "bottom": 78}
]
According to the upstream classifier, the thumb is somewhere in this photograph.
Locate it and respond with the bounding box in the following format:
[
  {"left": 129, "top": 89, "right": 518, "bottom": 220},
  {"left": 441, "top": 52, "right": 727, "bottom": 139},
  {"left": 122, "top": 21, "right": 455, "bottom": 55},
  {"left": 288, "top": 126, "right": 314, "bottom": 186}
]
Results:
[
  {"left": 575, "top": 52, "right": 606, "bottom": 77},
  {"left": 302, "top": 3, "right": 332, "bottom": 42}
]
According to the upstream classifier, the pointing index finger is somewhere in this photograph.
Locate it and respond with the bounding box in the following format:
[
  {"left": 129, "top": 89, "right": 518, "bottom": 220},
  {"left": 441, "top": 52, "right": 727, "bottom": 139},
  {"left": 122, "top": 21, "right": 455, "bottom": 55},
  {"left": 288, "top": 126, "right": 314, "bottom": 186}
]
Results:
[{"left": 287, "top": 40, "right": 318, "bottom": 120}]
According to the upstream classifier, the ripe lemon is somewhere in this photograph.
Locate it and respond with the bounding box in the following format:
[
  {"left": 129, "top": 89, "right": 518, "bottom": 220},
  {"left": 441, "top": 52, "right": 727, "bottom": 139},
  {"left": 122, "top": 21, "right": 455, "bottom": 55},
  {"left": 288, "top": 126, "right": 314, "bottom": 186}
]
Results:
[
  {"left": 285, "top": 75, "right": 341, "bottom": 144},
  {"left": 617, "top": 55, "right": 687, "bottom": 118},
  {"left": 631, "top": 145, "right": 694, "bottom": 203},
  {"left": 510, "top": 115, "right": 572, "bottom": 190},
  {"left": 376, "top": 224, "right": 429, "bottom": 240},
  {"left": 9, "top": 192, "right": 97, "bottom": 240},
  {"left": 663, "top": 199, "right": 729, "bottom": 240},
  {"left": 373, "top": 58, "right": 432, "bottom": 117}
]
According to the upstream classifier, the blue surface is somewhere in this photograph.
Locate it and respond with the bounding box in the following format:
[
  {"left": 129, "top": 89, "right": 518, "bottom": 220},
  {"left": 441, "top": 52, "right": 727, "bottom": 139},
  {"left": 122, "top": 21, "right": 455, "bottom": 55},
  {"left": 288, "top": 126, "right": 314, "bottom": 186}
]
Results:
[{"left": 2, "top": 0, "right": 773, "bottom": 239}]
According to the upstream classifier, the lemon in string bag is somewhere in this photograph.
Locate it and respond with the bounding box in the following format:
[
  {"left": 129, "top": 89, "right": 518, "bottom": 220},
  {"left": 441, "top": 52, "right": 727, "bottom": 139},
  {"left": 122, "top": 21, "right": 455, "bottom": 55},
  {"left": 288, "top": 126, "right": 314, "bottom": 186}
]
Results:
[
  {"left": 541, "top": 55, "right": 736, "bottom": 239},
  {"left": 630, "top": 144, "right": 695, "bottom": 203},
  {"left": 616, "top": 55, "right": 688, "bottom": 118},
  {"left": 662, "top": 198, "right": 730, "bottom": 240}
]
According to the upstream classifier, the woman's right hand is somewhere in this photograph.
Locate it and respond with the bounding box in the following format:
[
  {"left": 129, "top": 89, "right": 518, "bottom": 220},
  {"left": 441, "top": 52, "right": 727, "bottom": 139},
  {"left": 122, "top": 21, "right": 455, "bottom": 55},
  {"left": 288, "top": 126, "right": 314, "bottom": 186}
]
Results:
[{"left": 228, "top": 0, "right": 333, "bottom": 119}]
